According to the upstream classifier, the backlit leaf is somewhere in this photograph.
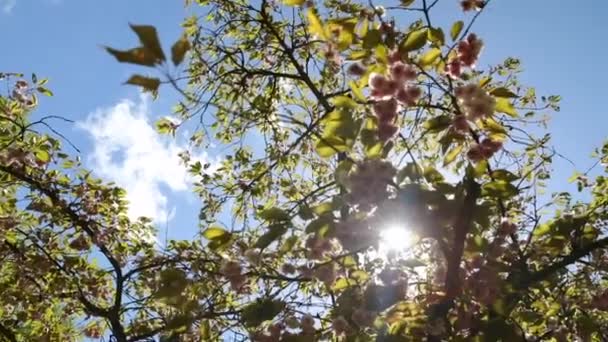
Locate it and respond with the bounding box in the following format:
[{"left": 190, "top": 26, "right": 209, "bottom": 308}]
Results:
[
  {"left": 283, "top": 0, "right": 305, "bottom": 5},
  {"left": 400, "top": 29, "right": 427, "bottom": 52},
  {"left": 202, "top": 226, "right": 229, "bottom": 240},
  {"left": 171, "top": 35, "right": 191, "bottom": 66},
  {"left": 130, "top": 24, "right": 166, "bottom": 62},
  {"left": 105, "top": 47, "right": 158, "bottom": 66},
  {"left": 125, "top": 75, "right": 161, "bottom": 95},
  {"left": 495, "top": 98, "right": 518, "bottom": 117},
  {"left": 450, "top": 21, "right": 464, "bottom": 41},
  {"left": 490, "top": 87, "right": 518, "bottom": 98},
  {"left": 443, "top": 144, "right": 463, "bottom": 166},
  {"left": 419, "top": 48, "right": 442, "bottom": 66}
]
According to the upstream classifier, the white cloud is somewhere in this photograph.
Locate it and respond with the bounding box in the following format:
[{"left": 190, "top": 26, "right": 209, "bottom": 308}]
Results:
[
  {"left": 1, "top": 0, "right": 16, "bottom": 13},
  {"left": 78, "top": 95, "right": 213, "bottom": 223}
]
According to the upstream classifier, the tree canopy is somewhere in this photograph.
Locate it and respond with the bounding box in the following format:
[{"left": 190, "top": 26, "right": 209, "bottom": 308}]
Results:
[{"left": 1, "top": 0, "right": 608, "bottom": 341}]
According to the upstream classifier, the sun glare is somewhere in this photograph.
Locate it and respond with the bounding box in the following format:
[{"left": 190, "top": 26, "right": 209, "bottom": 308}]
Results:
[{"left": 379, "top": 225, "right": 416, "bottom": 252}]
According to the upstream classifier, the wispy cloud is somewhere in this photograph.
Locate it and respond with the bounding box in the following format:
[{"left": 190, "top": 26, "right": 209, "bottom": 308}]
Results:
[
  {"left": 78, "top": 95, "right": 213, "bottom": 223},
  {"left": 1, "top": 0, "right": 16, "bottom": 13}
]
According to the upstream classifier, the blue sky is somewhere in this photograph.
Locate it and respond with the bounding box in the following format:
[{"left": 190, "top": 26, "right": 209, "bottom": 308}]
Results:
[{"left": 2, "top": 0, "right": 607, "bottom": 241}]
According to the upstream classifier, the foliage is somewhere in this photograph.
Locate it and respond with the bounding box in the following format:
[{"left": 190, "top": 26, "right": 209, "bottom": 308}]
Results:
[{"left": 2, "top": 0, "right": 608, "bottom": 341}]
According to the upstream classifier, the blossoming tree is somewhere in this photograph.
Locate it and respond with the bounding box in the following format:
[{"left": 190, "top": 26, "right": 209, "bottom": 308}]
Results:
[{"left": 2, "top": 0, "right": 608, "bottom": 341}]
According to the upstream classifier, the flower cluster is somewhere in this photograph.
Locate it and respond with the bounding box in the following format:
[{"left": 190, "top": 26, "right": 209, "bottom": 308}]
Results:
[
  {"left": 11, "top": 80, "right": 35, "bottom": 107},
  {"left": 460, "top": 0, "right": 485, "bottom": 12},
  {"left": 455, "top": 83, "right": 496, "bottom": 120},
  {"left": 304, "top": 234, "right": 334, "bottom": 260},
  {"left": 220, "top": 260, "right": 247, "bottom": 291},
  {"left": 333, "top": 217, "right": 376, "bottom": 251},
  {"left": 346, "top": 159, "right": 397, "bottom": 210},
  {"left": 466, "top": 138, "right": 503, "bottom": 162},
  {"left": 367, "top": 53, "right": 421, "bottom": 141},
  {"left": 446, "top": 34, "right": 484, "bottom": 78}
]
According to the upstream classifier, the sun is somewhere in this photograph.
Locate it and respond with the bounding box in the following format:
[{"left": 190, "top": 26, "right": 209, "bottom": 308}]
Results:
[{"left": 379, "top": 225, "right": 417, "bottom": 253}]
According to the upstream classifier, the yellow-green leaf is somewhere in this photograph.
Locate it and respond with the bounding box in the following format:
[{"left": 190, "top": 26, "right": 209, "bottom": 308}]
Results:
[
  {"left": 202, "top": 226, "right": 229, "bottom": 240},
  {"left": 428, "top": 27, "right": 445, "bottom": 46},
  {"left": 400, "top": 29, "right": 427, "bottom": 52},
  {"left": 36, "top": 87, "right": 53, "bottom": 97},
  {"left": 315, "top": 136, "right": 348, "bottom": 158},
  {"left": 307, "top": 9, "right": 327, "bottom": 40},
  {"left": 419, "top": 48, "right": 442, "bottom": 66},
  {"left": 443, "top": 144, "right": 463, "bottom": 166},
  {"left": 450, "top": 21, "right": 464, "bottom": 41},
  {"left": 259, "top": 207, "right": 291, "bottom": 222},
  {"left": 171, "top": 35, "right": 191, "bottom": 66},
  {"left": 349, "top": 81, "right": 366, "bottom": 102},
  {"left": 283, "top": 0, "right": 305, "bottom": 5},
  {"left": 129, "top": 24, "right": 165, "bottom": 62},
  {"left": 331, "top": 95, "right": 358, "bottom": 109},
  {"left": 495, "top": 98, "right": 518, "bottom": 117},
  {"left": 106, "top": 47, "right": 157, "bottom": 66},
  {"left": 125, "top": 75, "right": 161, "bottom": 95},
  {"left": 400, "top": 0, "right": 415, "bottom": 7},
  {"left": 479, "top": 76, "right": 493, "bottom": 88},
  {"left": 362, "top": 29, "right": 382, "bottom": 49}
]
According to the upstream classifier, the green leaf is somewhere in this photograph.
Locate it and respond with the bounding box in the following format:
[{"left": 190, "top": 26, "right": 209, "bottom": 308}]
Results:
[
  {"left": 400, "top": 29, "right": 427, "bottom": 52},
  {"left": 495, "top": 98, "right": 518, "bottom": 117},
  {"left": 402, "top": 259, "right": 426, "bottom": 268},
  {"left": 279, "top": 236, "right": 298, "bottom": 254},
  {"left": 427, "top": 27, "right": 445, "bottom": 46},
  {"left": 450, "top": 21, "right": 464, "bottom": 41},
  {"left": 171, "top": 35, "right": 191, "bottom": 66},
  {"left": 283, "top": 0, "right": 305, "bottom": 5},
  {"left": 35, "top": 150, "right": 50, "bottom": 163},
  {"left": 423, "top": 115, "right": 451, "bottom": 133},
  {"left": 259, "top": 207, "right": 290, "bottom": 222},
  {"left": 533, "top": 223, "right": 552, "bottom": 237},
  {"left": 313, "top": 202, "right": 334, "bottom": 215},
  {"left": 363, "top": 29, "right": 382, "bottom": 49},
  {"left": 305, "top": 215, "right": 333, "bottom": 234},
  {"left": 400, "top": 0, "right": 415, "bottom": 6},
  {"left": 491, "top": 169, "right": 519, "bottom": 182},
  {"left": 36, "top": 87, "right": 53, "bottom": 97},
  {"left": 255, "top": 224, "right": 288, "bottom": 249},
  {"left": 105, "top": 47, "right": 158, "bottom": 66},
  {"left": 482, "top": 180, "right": 519, "bottom": 199},
  {"left": 331, "top": 96, "right": 358, "bottom": 109},
  {"left": 443, "top": 144, "right": 463, "bottom": 166},
  {"left": 315, "top": 136, "right": 348, "bottom": 158},
  {"left": 125, "top": 75, "right": 161, "bottom": 95},
  {"left": 129, "top": 24, "right": 166, "bottom": 62},
  {"left": 349, "top": 81, "right": 366, "bottom": 102},
  {"left": 419, "top": 48, "right": 442, "bottom": 66},
  {"left": 202, "top": 226, "right": 229, "bottom": 240},
  {"left": 241, "top": 299, "right": 286, "bottom": 327},
  {"left": 490, "top": 87, "right": 518, "bottom": 98}
]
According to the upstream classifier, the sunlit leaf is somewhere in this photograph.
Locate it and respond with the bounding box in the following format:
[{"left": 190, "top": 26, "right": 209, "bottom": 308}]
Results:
[
  {"left": 307, "top": 9, "right": 327, "bottom": 40},
  {"left": 495, "top": 98, "right": 518, "bottom": 117},
  {"left": 482, "top": 180, "right": 518, "bottom": 199},
  {"left": 283, "top": 0, "right": 305, "bottom": 5},
  {"left": 450, "top": 20, "right": 464, "bottom": 41},
  {"left": 419, "top": 48, "right": 442, "bottom": 66},
  {"left": 202, "top": 226, "right": 229, "bottom": 240},
  {"left": 400, "top": 29, "right": 427, "bottom": 52},
  {"left": 427, "top": 27, "right": 445, "bottom": 46},
  {"left": 443, "top": 144, "right": 463, "bottom": 166}
]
